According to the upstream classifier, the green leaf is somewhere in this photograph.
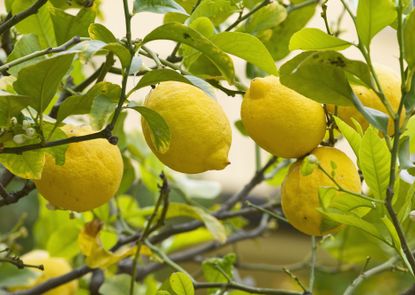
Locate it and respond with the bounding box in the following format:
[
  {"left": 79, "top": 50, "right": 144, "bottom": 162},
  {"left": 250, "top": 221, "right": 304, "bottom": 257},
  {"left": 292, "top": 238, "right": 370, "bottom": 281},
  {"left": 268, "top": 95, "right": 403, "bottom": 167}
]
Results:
[
  {"left": 130, "top": 106, "right": 171, "bottom": 154},
  {"left": 69, "top": 40, "right": 131, "bottom": 69},
  {"left": 289, "top": 28, "right": 351, "bottom": 51},
  {"left": 46, "top": 224, "right": 80, "bottom": 259},
  {"left": 333, "top": 116, "right": 362, "bottom": 157},
  {"left": 104, "top": 43, "right": 132, "bottom": 69},
  {"left": 7, "top": 34, "right": 43, "bottom": 75},
  {"left": 359, "top": 126, "right": 391, "bottom": 199},
  {"left": 50, "top": 7, "right": 95, "bottom": 45},
  {"left": 13, "top": 53, "right": 75, "bottom": 113},
  {"left": 405, "top": 9, "right": 415, "bottom": 68},
  {"left": 356, "top": 0, "right": 397, "bottom": 47},
  {"left": 169, "top": 272, "right": 194, "bottom": 295},
  {"left": 184, "top": 75, "right": 216, "bottom": 97},
  {"left": 243, "top": 2, "right": 287, "bottom": 34},
  {"left": 12, "top": 0, "right": 56, "bottom": 48},
  {"left": 234, "top": 120, "right": 248, "bottom": 137},
  {"left": 351, "top": 98, "right": 389, "bottom": 134},
  {"left": 189, "top": 0, "right": 239, "bottom": 26},
  {"left": 0, "top": 263, "right": 40, "bottom": 288},
  {"left": 99, "top": 274, "right": 141, "bottom": 295},
  {"left": 381, "top": 215, "right": 401, "bottom": 249},
  {"left": 261, "top": 0, "right": 316, "bottom": 60},
  {"left": 404, "top": 71, "right": 415, "bottom": 111},
  {"left": 321, "top": 209, "right": 386, "bottom": 242},
  {"left": 89, "top": 23, "right": 117, "bottom": 43},
  {"left": 42, "top": 122, "right": 68, "bottom": 166},
  {"left": 323, "top": 226, "right": 391, "bottom": 264},
  {"left": 90, "top": 94, "right": 118, "bottom": 130},
  {"left": 57, "top": 81, "right": 120, "bottom": 123},
  {"left": 132, "top": 69, "right": 191, "bottom": 93},
  {"left": 280, "top": 51, "right": 354, "bottom": 105},
  {"left": 143, "top": 23, "right": 235, "bottom": 82},
  {"left": 0, "top": 148, "right": 45, "bottom": 179},
  {"left": 0, "top": 93, "right": 32, "bottom": 127},
  {"left": 202, "top": 253, "right": 236, "bottom": 283},
  {"left": 211, "top": 32, "right": 278, "bottom": 75},
  {"left": 165, "top": 203, "right": 227, "bottom": 243},
  {"left": 133, "top": 0, "right": 187, "bottom": 14},
  {"left": 399, "top": 136, "right": 414, "bottom": 169},
  {"left": 397, "top": 181, "right": 415, "bottom": 223}
]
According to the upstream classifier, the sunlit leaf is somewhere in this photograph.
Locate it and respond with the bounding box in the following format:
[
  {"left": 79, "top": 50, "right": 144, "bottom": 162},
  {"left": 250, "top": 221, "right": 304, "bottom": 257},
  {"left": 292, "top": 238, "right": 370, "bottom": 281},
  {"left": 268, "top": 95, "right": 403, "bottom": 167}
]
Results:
[
  {"left": 165, "top": 203, "right": 226, "bottom": 243},
  {"left": 143, "top": 23, "right": 235, "bottom": 82},
  {"left": 89, "top": 23, "right": 117, "bottom": 43},
  {"left": 132, "top": 69, "right": 191, "bottom": 93},
  {"left": 212, "top": 32, "right": 278, "bottom": 75},
  {"left": 169, "top": 272, "right": 194, "bottom": 295},
  {"left": 130, "top": 106, "right": 171, "bottom": 154},
  {"left": 356, "top": 0, "right": 397, "bottom": 47},
  {"left": 133, "top": 0, "right": 187, "bottom": 14},
  {"left": 359, "top": 126, "right": 391, "bottom": 199},
  {"left": 290, "top": 28, "right": 351, "bottom": 51},
  {"left": 78, "top": 219, "right": 151, "bottom": 268},
  {"left": 13, "top": 53, "right": 75, "bottom": 113}
]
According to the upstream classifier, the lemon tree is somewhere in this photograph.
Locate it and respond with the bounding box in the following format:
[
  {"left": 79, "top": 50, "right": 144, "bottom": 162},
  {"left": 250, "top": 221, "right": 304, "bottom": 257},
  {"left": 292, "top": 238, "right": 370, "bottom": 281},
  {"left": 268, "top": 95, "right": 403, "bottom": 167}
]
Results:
[{"left": 0, "top": 1, "right": 415, "bottom": 295}]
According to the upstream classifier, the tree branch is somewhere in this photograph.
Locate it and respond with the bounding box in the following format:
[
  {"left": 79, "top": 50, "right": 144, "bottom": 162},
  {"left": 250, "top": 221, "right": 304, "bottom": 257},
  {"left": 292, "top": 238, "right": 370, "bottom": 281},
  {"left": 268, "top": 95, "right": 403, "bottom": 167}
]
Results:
[
  {"left": 9, "top": 204, "right": 274, "bottom": 295},
  {"left": 343, "top": 257, "right": 399, "bottom": 295},
  {"left": 0, "top": 36, "right": 82, "bottom": 73},
  {"left": 0, "top": 0, "right": 48, "bottom": 36},
  {"left": 0, "top": 181, "right": 35, "bottom": 207},
  {"left": 225, "top": 0, "right": 272, "bottom": 32},
  {"left": 120, "top": 214, "right": 271, "bottom": 280}
]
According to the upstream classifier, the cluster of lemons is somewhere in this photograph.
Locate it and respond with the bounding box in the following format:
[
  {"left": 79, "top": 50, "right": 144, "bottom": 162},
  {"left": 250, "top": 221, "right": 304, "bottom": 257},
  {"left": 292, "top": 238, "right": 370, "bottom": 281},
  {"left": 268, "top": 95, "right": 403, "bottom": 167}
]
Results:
[
  {"left": 33, "top": 66, "right": 401, "bottom": 236},
  {"left": 21, "top": 66, "right": 400, "bottom": 294}
]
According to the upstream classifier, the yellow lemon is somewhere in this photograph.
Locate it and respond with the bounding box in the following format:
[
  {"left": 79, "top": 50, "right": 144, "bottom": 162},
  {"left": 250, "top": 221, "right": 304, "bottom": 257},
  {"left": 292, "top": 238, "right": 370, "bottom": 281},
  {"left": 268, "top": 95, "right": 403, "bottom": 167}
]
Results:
[
  {"left": 329, "top": 65, "right": 403, "bottom": 135},
  {"left": 13, "top": 250, "right": 77, "bottom": 295},
  {"left": 281, "top": 147, "right": 362, "bottom": 236},
  {"left": 241, "top": 76, "right": 326, "bottom": 158},
  {"left": 142, "top": 81, "right": 232, "bottom": 174},
  {"left": 34, "top": 125, "right": 123, "bottom": 212}
]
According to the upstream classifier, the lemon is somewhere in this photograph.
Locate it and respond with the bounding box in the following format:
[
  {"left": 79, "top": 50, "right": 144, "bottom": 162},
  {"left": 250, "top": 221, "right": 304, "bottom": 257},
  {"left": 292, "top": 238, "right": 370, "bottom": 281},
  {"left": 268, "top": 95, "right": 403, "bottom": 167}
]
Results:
[
  {"left": 34, "top": 125, "right": 123, "bottom": 212},
  {"left": 281, "top": 147, "right": 362, "bottom": 236},
  {"left": 142, "top": 81, "right": 232, "bottom": 174},
  {"left": 13, "top": 250, "right": 77, "bottom": 295},
  {"left": 329, "top": 65, "right": 403, "bottom": 135},
  {"left": 241, "top": 76, "right": 326, "bottom": 158}
]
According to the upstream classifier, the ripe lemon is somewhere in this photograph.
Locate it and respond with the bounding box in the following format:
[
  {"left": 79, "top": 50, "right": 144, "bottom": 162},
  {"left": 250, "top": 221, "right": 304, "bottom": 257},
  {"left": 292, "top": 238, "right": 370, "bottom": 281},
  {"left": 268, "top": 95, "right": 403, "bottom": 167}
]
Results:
[
  {"left": 34, "top": 125, "right": 123, "bottom": 212},
  {"left": 281, "top": 147, "right": 362, "bottom": 236},
  {"left": 329, "top": 65, "right": 403, "bottom": 135},
  {"left": 241, "top": 76, "right": 326, "bottom": 158},
  {"left": 142, "top": 81, "right": 232, "bottom": 174},
  {"left": 13, "top": 250, "right": 77, "bottom": 295}
]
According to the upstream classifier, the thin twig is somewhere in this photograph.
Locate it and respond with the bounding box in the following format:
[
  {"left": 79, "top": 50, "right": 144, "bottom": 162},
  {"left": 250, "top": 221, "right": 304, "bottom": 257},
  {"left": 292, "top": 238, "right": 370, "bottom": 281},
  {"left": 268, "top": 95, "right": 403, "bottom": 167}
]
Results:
[
  {"left": 0, "top": 181, "right": 35, "bottom": 207},
  {"left": 309, "top": 236, "right": 317, "bottom": 293},
  {"left": 0, "top": 36, "right": 82, "bottom": 72},
  {"left": 0, "top": 0, "right": 48, "bottom": 36},
  {"left": 129, "top": 173, "right": 169, "bottom": 295},
  {"left": 343, "top": 257, "right": 399, "bottom": 295},
  {"left": 225, "top": 0, "right": 272, "bottom": 32}
]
